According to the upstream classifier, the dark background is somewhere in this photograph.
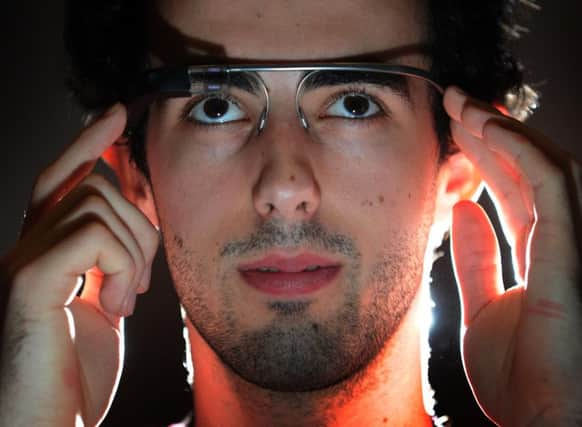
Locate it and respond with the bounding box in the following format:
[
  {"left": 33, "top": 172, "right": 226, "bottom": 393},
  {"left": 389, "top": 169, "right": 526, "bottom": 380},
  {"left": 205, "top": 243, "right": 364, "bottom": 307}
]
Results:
[{"left": 1, "top": 2, "right": 581, "bottom": 426}]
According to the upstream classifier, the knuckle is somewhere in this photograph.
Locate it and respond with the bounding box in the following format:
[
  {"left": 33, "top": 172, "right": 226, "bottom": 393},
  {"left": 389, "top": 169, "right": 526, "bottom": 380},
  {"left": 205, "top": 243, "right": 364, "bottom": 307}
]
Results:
[
  {"left": 83, "top": 173, "right": 110, "bottom": 189},
  {"left": 82, "top": 220, "right": 109, "bottom": 241},
  {"left": 460, "top": 103, "right": 480, "bottom": 121},
  {"left": 78, "top": 193, "right": 110, "bottom": 215},
  {"left": 463, "top": 104, "right": 495, "bottom": 132}
]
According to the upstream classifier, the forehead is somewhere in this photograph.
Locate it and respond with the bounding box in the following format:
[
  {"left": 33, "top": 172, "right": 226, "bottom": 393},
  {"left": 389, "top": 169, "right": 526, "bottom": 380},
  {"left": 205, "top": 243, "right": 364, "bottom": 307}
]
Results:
[{"left": 153, "top": 0, "right": 427, "bottom": 62}]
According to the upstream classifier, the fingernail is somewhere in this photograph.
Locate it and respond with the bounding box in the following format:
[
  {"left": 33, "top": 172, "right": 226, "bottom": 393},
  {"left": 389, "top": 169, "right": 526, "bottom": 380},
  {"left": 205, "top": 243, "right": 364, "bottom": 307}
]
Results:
[
  {"left": 123, "top": 292, "right": 137, "bottom": 316},
  {"left": 137, "top": 265, "right": 152, "bottom": 294},
  {"left": 103, "top": 103, "right": 122, "bottom": 119},
  {"left": 450, "top": 86, "right": 468, "bottom": 100}
]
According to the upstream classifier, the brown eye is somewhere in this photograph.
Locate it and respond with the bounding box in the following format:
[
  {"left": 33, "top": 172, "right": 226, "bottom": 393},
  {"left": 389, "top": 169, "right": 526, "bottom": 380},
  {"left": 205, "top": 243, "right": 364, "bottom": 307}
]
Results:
[
  {"left": 326, "top": 92, "right": 381, "bottom": 119},
  {"left": 204, "top": 98, "right": 229, "bottom": 119},
  {"left": 343, "top": 95, "right": 371, "bottom": 117},
  {"left": 187, "top": 96, "right": 245, "bottom": 124}
]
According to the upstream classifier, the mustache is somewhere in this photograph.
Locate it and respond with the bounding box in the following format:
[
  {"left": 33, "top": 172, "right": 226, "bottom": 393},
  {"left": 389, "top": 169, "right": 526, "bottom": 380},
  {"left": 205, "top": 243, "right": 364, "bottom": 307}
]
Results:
[{"left": 219, "top": 220, "right": 360, "bottom": 259}]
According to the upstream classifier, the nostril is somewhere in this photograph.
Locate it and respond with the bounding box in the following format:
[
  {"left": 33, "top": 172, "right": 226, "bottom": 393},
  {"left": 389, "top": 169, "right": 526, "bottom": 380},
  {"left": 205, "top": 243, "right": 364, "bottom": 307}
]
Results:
[
  {"left": 253, "top": 163, "right": 320, "bottom": 220},
  {"left": 297, "top": 201, "right": 308, "bottom": 212}
]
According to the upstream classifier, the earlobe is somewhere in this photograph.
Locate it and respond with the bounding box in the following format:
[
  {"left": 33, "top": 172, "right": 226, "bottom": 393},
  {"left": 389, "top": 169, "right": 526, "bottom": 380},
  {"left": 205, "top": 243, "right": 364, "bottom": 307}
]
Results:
[{"left": 101, "top": 143, "right": 160, "bottom": 227}]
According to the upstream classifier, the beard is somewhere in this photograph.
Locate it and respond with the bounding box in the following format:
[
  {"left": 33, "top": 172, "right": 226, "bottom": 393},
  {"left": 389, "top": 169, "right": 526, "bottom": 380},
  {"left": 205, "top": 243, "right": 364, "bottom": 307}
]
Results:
[{"left": 166, "top": 219, "right": 426, "bottom": 393}]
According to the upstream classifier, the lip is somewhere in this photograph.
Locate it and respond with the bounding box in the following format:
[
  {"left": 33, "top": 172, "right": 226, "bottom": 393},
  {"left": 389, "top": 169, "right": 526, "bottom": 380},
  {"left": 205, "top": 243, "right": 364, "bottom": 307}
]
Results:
[
  {"left": 238, "top": 252, "right": 342, "bottom": 297},
  {"left": 239, "top": 252, "right": 340, "bottom": 273}
]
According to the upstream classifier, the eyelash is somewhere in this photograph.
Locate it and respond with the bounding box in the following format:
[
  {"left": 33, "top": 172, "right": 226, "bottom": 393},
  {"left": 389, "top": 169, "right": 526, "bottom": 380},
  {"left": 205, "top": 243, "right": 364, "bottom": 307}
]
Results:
[
  {"left": 179, "top": 94, "right": 247, "bottom": 128},
  {"left": 321, "top": 85, "right": 391, "bottom": 124},
  {"left": 176, "top": 85, "right": 391, "bottom": 129}
]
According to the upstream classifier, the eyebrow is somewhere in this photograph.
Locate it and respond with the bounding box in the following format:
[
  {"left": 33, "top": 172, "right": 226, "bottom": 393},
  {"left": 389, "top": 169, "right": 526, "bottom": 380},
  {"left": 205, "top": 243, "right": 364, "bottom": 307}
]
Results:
[
  {"left": 151, "top": 64, "right": 418, "bottom": 107},
  {"left": 298, "top": 70, "right": 411, "bottom": 103},
  {"left": 187, "top": 69, "right": 413, "bottom": 104}
]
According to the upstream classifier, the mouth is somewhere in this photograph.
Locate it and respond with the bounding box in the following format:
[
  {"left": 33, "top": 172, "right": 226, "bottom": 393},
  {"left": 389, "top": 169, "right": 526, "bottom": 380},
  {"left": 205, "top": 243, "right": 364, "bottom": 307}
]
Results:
[{"left": 238, "top": 252, "right": 342, "bottom": 297}]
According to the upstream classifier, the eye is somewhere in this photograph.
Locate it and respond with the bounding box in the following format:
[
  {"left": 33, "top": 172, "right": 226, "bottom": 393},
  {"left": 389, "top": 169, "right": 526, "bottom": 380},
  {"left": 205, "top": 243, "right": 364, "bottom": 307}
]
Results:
[
  {"left": 325, "top": 92, "right": 382, "bottom": 119},
  {"left": 186, "top": 96, "right": 246, "bottom": 124}
]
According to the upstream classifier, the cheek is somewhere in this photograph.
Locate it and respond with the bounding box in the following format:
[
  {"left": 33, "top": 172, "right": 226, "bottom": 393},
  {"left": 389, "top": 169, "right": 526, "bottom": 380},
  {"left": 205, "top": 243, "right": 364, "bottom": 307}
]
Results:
[
  {"left": 151, "top": 164, "right": 247, "bottom": 253},
  {"left": 146, "top": 101, "right": 438, "bottom": 251},
  {"left": 146, "top": 123, "right": 250, "bottom": 252},
  {"left": 321, "top": 125, "right": 438, "bottom": 227}
]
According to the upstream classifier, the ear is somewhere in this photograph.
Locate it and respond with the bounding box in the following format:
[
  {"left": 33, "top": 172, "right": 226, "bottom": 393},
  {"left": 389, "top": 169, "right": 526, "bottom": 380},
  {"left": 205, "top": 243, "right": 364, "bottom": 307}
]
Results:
[
  {"left": 432, "top": 151, "right": 482, "bottom": 241},
  {"left": 102, "top": 144, "right": 159, "bottom": 228}
]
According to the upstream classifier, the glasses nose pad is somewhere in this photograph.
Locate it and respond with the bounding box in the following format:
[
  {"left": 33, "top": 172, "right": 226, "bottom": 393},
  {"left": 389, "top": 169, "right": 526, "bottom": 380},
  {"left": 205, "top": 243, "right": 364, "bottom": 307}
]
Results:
[
  {"left": 257, "top": 108, "right": 268, "bottom": 134},
  {"left": 297, "top": 106, "right": 310, "bottom": 130},
  {"left": 296, "top": 70, "right": 316, "bottom": 131}
]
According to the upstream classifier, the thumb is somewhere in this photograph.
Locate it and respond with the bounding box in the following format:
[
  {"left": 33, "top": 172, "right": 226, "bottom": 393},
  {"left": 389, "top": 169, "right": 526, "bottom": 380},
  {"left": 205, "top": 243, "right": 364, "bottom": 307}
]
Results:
[
  {"left": 81, "top": 267, "right": 122, "bottom": 327},
  {"left": 451, "top": 200, "right": 505, "bottom": 327}
]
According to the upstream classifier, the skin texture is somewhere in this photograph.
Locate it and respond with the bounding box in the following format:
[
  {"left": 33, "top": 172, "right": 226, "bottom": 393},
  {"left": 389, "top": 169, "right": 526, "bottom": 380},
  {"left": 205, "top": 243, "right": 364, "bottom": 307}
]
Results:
[
  {"left": 0, "top": 106, "right": 160, "bottom": 426},
  {"left": 0, "top": 0, "right": 580, "bottom": 426},
  {"left": 443, "top": 90, "right": 582, "bottom": 425},
  {"left": 142, "top": 0, "right": 450, "bottom": 425}
]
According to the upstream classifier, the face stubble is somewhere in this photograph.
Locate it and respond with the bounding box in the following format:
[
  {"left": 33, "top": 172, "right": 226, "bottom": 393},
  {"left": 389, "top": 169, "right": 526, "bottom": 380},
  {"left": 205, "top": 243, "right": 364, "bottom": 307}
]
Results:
[{"left": 165, "top": 215, "right": 428, "bottom": 394}]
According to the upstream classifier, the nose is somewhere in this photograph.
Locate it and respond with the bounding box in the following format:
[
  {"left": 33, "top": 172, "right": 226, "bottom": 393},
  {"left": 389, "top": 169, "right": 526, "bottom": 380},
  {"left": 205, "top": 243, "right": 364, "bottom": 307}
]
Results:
[
  {"left": 253, "top": 129, "right": 321, "bottom": 221},
  {"left": 253, "top": 158, "right": 321, "bottom": 221}
]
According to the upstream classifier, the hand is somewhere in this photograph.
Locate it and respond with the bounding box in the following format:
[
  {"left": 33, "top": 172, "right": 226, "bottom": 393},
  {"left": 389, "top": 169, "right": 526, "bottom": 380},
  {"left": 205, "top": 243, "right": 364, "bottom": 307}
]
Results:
[
  {"left": 0, "top": 104, "right": 159, "bottom": 426},
  {"left": 443, "top": 87, "right": 582, "bottom": 426}
]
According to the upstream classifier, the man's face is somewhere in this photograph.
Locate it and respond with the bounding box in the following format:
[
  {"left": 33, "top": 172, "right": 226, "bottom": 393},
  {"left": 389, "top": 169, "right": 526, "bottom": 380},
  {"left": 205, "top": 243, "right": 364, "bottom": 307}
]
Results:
[{"left": 146, "top": 0, "right": 441, "bottom": 392}]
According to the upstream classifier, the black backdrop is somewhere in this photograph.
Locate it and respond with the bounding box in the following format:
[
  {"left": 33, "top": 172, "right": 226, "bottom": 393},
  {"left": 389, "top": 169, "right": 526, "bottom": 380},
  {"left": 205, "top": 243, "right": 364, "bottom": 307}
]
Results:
[{"left": 1, "top": 2, "right": 581, "bottom": 426}]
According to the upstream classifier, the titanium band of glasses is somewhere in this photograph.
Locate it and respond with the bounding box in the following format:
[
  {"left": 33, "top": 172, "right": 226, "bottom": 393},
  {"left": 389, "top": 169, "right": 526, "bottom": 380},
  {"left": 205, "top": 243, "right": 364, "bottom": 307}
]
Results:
[{"left": 123, "top": 63, "right": 445, "bottom": 139}]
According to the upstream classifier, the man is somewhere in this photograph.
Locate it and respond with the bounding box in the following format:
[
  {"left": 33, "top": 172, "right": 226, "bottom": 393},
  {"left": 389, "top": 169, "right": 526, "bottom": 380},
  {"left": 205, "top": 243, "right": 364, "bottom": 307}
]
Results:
[{"left": 0, "top": 0, "right": 581, "bottom": 426}]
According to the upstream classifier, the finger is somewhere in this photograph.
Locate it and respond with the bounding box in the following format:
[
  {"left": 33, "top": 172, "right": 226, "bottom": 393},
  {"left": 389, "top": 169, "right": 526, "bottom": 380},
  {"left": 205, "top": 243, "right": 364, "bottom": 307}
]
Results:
[
  {"left": 79, "top": 268, "right": 124, "bottom": 326},
  {"left": 483, "top": 120, "right": 582, "bottom": 262},
  {"left": 57, "top": 196, "right": 146, "bottom": 299},
  {"left": 480, "top": 121, "right": 579, "bottom": 285},
  {"left": 78, "top": 175, "right": 159, "bottom": 293},
  {"left": 445, "top": 87, "right": 568, "bottom": 283},
  {"left": 451, "top": 200, "right": 505, "bottom": 327},
  {"left": 25, "top": 104, "right": 126, "bottom": 228},
  {"left": 444, "top": 88, "right": 537, "bottom": 216},
  {"left": 23, "top": 175, "right": 159, "bottom": 293},
  {"left": 11, "top": 220, "right": 137, "bottom": 318},
  {"left": 444, "top": 86, "right": 577, "bottom": 169},
  {"left": 450, "top": 120, "right": 533, "bottom": 282}
]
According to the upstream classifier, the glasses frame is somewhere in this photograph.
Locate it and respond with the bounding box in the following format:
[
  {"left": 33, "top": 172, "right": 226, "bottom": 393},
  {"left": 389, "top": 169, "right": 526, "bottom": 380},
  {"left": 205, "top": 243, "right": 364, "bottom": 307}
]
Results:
[{"left": 124, "top": 63, "right": 444, "bottom": 140}]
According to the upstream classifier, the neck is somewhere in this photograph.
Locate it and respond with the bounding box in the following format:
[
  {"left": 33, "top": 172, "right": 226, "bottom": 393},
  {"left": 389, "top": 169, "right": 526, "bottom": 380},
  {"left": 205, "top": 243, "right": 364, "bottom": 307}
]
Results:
[{"left": 185, "top": 292, "right": 433, "bottom": 427}]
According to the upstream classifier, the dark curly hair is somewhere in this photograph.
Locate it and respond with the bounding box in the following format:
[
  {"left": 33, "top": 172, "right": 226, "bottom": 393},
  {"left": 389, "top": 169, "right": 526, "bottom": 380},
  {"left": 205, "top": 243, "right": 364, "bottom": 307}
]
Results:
[{"left": 64, "top": 0, "right": 537, "bottom": 178}]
